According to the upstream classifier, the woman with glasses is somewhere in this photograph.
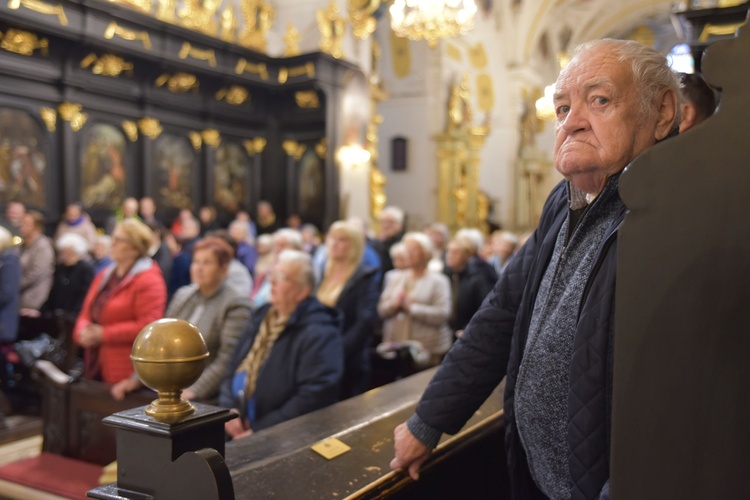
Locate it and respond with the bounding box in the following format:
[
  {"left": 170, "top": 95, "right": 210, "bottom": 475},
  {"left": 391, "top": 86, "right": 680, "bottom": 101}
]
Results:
[{"left": 74, "top": 219, "right": 166, "bottom": 384}]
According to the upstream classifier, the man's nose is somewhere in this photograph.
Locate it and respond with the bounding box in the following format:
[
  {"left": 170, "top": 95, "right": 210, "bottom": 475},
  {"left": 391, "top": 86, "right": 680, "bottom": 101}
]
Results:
[{"left": 559, "top": 106, "right": 590, "bottom": 133}]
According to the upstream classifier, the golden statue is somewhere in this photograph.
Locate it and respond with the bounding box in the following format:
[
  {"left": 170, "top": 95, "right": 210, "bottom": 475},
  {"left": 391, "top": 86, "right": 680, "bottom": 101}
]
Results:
[
  {"left": 155, "top": 0, "right": 176, "bottom": 22},
  {"left": 283, "top": 23, "right": 301, "bottom": 57},
  {"left": 220, "top": 6, "right": 237, "bottom": 43},
  {"left": 178, "top": 0, "right": 220, "bottom": 37},
  {"left": 238, "top": 0, "right": 274, "bottom": 52},
  {"left": 317, "top": 1, "right": 345, "bottom": 59}
]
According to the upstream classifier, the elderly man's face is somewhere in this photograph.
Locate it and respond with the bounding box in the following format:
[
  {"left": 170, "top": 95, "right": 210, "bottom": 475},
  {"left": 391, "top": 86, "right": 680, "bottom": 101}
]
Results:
[{"left": 553, "top": 46, "right": 671, "bottom": 195}]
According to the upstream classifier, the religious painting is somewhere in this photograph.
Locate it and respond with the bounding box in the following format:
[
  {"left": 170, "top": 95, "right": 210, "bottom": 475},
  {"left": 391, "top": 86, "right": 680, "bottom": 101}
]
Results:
[
  {"left": 214, "top": 142, "right": 250, "bottom": 213},
  {"left": 81, "top": 123, "right": 126, "bottom": 210},
  {"left": 298, "top": 148, "right": 323, "bottom": 225},
  {"left": 154, "top": 134, "right": 195, "bottom": 212},
  {"left": 0, "top": 108, "right": 47, "bottom": 209}
]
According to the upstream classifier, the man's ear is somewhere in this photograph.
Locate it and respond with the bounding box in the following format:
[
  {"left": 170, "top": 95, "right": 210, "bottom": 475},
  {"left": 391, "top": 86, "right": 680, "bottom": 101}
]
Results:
[
  {"left": 678, "top": 102, "right": 697, "bottom": 133},
  {"left": 654, "top": 89, "right": 679, "bottom": 141}
]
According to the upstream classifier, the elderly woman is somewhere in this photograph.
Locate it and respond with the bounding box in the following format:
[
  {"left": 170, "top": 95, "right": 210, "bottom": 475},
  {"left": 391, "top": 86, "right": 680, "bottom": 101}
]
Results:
[
  {"left": 377, "top": 232, "right": 452, "bottom": 367},
  {"left": 250, "top": 228, "right": 304, "bottom": 309},
  {"left": 443, "top": 236, "right": 494, "bottom": 336},
  {"left": 0, "top": 227, "right": 20, "bottom": 345},
  {"left": 221, "top": 250, "right": 343, "bottom": 437},
  {"left": 111, "top": 237, "right": 251, "bottom": 401},
  {"left": 316, "top": 221, "right": 378, "bottom": 399},
  {"left": 74, "top": 219, "right": 166, "bottom": 384},
  {"left": 42, "top": 233, "right": 95, "bottom": 321}
]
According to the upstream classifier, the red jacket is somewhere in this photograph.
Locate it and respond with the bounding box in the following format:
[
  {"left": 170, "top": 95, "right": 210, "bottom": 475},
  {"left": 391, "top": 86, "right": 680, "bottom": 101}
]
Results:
[{"left": 74, "top": 258, "right": 166, "bottom": 384}]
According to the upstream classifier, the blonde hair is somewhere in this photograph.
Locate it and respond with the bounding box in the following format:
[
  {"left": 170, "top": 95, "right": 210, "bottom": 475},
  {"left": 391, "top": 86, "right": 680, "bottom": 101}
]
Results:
[
  {"left": 116, "top": 218, "right": 154, "bottom": 257},
  {"left": 0, "top": 226, "right": 12, "bottom": 252},
  {"left": 403, "top": 232, "right": 434, "bottom": 266},
  {"left": 326, "top": 221, "right": 364, "bottom": 268}
]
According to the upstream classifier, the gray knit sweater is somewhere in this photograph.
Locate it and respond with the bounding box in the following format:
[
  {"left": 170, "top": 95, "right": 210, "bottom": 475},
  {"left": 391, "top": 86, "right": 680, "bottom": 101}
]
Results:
[{"left": 513, "top": 178, "right": 622, "bottom": 500}]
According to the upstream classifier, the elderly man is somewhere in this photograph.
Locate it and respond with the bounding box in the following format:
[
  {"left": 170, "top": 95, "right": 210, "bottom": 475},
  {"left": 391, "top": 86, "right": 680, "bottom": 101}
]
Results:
[
  {"left": 390, "top": 39, "right": 679, "bottom": 500},
  {"left": 221, "top": 249, "right": 343, "bottom": 438}
]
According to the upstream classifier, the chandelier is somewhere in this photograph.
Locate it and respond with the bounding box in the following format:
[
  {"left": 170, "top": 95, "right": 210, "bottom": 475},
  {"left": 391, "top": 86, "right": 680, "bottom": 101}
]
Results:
[{"left": 390, "top": 0, "right": 478, "bottom": 47}]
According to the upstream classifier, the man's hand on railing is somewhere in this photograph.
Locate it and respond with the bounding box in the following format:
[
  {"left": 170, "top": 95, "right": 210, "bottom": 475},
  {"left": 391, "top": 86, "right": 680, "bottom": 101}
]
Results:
[{"left": 390, "top": 422, "right": 432, "bottom": 481}]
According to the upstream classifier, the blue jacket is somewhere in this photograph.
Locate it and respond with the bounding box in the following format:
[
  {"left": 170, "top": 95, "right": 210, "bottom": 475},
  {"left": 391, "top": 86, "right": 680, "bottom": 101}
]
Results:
[
  {"left": 0, "top": 250, "right": 21, "bottom": 343},
  {"left": 411, "top": 178, "right": 626, "bottom": 500},
  {"left": 219, "top": 296, "right": 343, "bottom": 431}
]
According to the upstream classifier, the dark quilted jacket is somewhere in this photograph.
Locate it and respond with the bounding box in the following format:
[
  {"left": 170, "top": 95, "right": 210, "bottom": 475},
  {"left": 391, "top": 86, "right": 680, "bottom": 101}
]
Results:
[{"left": 413, "top": 178, "right": 626, "bottom": 500}]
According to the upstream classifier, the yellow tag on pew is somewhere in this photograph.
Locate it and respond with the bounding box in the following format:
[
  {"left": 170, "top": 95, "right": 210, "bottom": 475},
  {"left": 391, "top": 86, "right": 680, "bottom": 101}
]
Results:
[{"left": 311, "top": 438, "right": 351, "bottom": 460}]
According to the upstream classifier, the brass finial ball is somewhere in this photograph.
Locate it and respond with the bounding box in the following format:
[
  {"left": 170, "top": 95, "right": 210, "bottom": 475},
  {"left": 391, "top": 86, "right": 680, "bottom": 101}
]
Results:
[{"left": 130, "top": 318, "right": 209, "bottom": 424}]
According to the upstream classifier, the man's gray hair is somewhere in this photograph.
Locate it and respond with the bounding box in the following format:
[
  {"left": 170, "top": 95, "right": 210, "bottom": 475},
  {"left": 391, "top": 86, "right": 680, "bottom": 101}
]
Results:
[
  {"left": 278, "top": 249, "right": 315, "bottom": 288},
  {"left": 571, "top": 38, "right": 680, "bottom": 121},
  {"left": 380, "top": 206, "right": 405, "bottom": 227},
  {"left": 273, "top": 228, "right": 304, "bottom": 250},
  {"left": 56, "top": 232, "right": 90, "bottom": 257}
]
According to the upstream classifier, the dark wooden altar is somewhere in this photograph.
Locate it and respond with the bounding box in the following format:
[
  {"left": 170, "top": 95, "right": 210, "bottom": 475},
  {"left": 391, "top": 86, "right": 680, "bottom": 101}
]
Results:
[{"left": 0, "top": 0, "right": 358, "bottom": 230}]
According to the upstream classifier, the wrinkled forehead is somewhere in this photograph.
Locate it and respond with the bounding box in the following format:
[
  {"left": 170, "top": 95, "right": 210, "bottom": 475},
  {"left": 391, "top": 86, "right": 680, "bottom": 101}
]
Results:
[{"left": 555, "top": 47, "right": 633, "bottom": 95}]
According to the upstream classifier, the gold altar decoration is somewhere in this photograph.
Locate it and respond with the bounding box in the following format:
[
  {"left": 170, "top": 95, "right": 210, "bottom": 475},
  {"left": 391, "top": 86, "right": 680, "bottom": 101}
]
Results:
[
  {"left": 238, "top": 0, "right": 274, "bottom": 52},
  {"left": 216, "top": 86, "right": 249, "bottom": 106},
  {"left": 188, "top": 131, "right": 202, "bottom": 151},
  {"left": 235, "top": 58, "right": 269, "bottom": 80},
  {"left": 317, "top": 1, "right": 346, "bottom": 59},
  {"left": 155, "top": 72, "right": 199, "bottom": 93},
  {"left": 40, "top": 107, "right": 56, "bottom": 132},
  {"left": 282, "top": 140, "right": 305, "bottom": 160},
  {"left": 130, "top": 318, "right": 209, "bottom": 424},
  {"left": 446, "top": 43, "right": 462, "bottom": 61},
  {"left": 8, "top": 0, "right": 68, "bottom": 26},
  {"left": 348, "top": 0, "right": 380, "bottom": 40},
  {"left": 476, "top": 73, "right": 493, "bottom": 113},
  {"left": 80, "top": 53, "right": 133, "bottom": 77},
  {"left": 58, "top": 102, "right": 88, "bottom": 132},
  {"left": 243, "top": 137, "right": 266, "bottom": 156},
  {"left": 178, "top": 42, "right": 217, "bottom": 68},
  {"left": 155, "top": 0, "right": 176, "bottom": 22},
  {"left": 390, "top": 0, "right": 477, "bottom": 48},
  {"left": 103, "top": 22, "right": 153, "bottom": 50},
  {"left": 122, "top": 120, "right": 139, "bottom": 142},
  {"left": 283, "top": 23, "right": 301, "bottom": 57},
  {"left": 435, "top": 76, "right": 488, "bottom": 232},
  {"left": 516, "top": 87, "right": 550, "bottom": 229},
  {"left": 368, "top": 39, "right": 388, "bottom": 222},
  {"left": 700, "top": 22, "right": 745, "bottom": 42},
  {"left": 278, "top": 62, "right": 316, "bottom": 84},
  {"left": 201, "top": 129, "right": 221, "bottom": 149},
  {"left": 295, "top": 90, "right": 320, "bottom": 109},
  {"left": 0, "top": 29, "right": 48, "bottom": 57},
  {"left": 138, "top": 117, "right": 163, "bottom": 139},
  {"left": 177, "top": 0, "right": 219, "bottom": 37},
  {"left": 390, "top": 29, "right": 411, "bottom": 78},
  {"left": 219, "top": 6, "right": 237, "bottom": 43},
  {"left": 109, "top": 0, "right": 151, "bottom": 14},
  {"left": 468, "top": 42, "right": 487, "bottom": 68},
  {"left": 315, "top": 138, "right": 327, "bottom": 159}
]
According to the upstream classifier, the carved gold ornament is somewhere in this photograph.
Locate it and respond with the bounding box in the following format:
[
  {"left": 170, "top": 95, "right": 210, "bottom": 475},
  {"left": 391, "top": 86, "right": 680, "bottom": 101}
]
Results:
[
  {"left": 178, "top": 42, "right": 217, "bottom": 68},
  {"left": 106, "top": 0, "right": 151, "bottom": 14},
  {"left": 201, "top": 129, "right": 221, "bottom": 149},
  {"left": 235, "top": 58, "right": 269, "bottom": 80},
  {"left": 58, "top": 102, "right": 88, "bottom": 132},
  {"left": 122, "top": 120, "right": 139, "bottom": 142},
  {"left": 348, "top": 0, "right": 379, "bottom": 40},
  {"left": 8, "top": 0, "right": 68, "bottom": 26},
  {"left": 282, "top": 140, "right": 305, "bottom": 160},
  {"left": 138, "top": 117, "right": 163, "bottom": 139},
  {"left": 0, "top": 29, "right": 48, "bottom": 56},
  {"left": 80, "top": 53, "right": 134, "bottom": 77},
  {"left": 315, "top": 138, "right": 327, "bottom": 158},
  {"left": 295, "top": 90, "right": 320, "bottom": 109},
  {"left": 390, "top": 30, "right": 410, "bottom": 78},
  {"left": 283, "top": 23, "right": 301, "bottom": 57},
  {"left": 476, "top": 73, "right": 493, "bottom": 113},
  {"left": 178, "top": 0, "right": 219, "bottom": 37},
  {"left": 468, "top": 42, "right": 487, "bottom": 68},
  {"left": 446, "top": 43, "right": 462, "bottom": 61},
  {"left": 239, "top": 0, "right": 275, "bottom": 52},
  {"left": 243, "top": 137, "right": 266, "bottom": 156},
  {"left": 390, "top": 0, "right": 477, "bottom": 47},
  {"left": 700, "top": 22, "right": 744, "bottom": 42},
  {"left": 219, "top": 6, "right": 237, "bottom": 43},
  {"left": 188, "top": 131, "right": 202, "bottom": 151},
  {"left": 103, "top": 22, "right": 153, "bottom": 50},
  {"left": 278, "top": 62, "right": 315, "bottom": 84},
  {"left": 216, "top": 86, "right": 250, "bottom": 106},
  {"left": 40, "top": 107, "right": 56, "bottom": 132},
  {"left": 155, "top": 72, "right": 199, "bottom": 93},
  {"left": 156, "top": 0, "right": 176, "bottom": 22},
  {"left": 317, "top": 1, "right": 345, "bottom": 59}
]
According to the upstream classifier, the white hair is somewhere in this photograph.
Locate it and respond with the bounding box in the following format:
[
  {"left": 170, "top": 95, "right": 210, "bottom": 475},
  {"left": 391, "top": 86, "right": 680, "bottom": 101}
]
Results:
[
  {"left": 277, "top": 249, "right": 314, "bottom": 288},
  {"left": 455, "top": 228, "right": 484, "bottom": 254},
  {"left": 95, "top": 234, "right": 112, "bottom": 251},
  {"left": 56, "top": 232, "right": 89, "bottom": 257},
  {"left": 273, "top": 228, "right": 304, "bottom": 250},
  {"left": 380, "top": 206, "right": 405, "bottom": 227},
  {"left": 0, "top": 226, "right": 12, "bottom": 252},
  {"left": 403, "top": 231, "right": 434, "bottom": 259},
  {"left": 389, "top": 241, "right": 407, "bottom": 259}
]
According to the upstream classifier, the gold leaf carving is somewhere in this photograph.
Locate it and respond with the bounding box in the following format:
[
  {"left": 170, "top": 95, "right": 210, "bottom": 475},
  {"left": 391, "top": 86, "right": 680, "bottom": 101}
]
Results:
[
  {"left": 188, "top": 131, "right": 202, "bottom": 151},
  {"left": 201, "top": 129, "right": 221, "bottom": 149},
  {"left": 138, "top": 117, "right": 162, "bottom": 139},
  {"left": 243, "top": 137, "right": 266, "bottom": 156},
  {"left": 1, "top": 29, "right": 48, "bottom": 56},
  {"left": 122, "top": 120, "right": 138, "bottom": 142},
  {"left": 40, "top": 107, "right": 56, "bottom": 132},
  {"left": 58, "top": 102, "right": 87, "bottom": 131},
  {"left": 283, "top": 23, "right": 300, "bottom": 57},
  {"left": 155, "top": 72, "right": 199, "bottom": 93},
  {"left": 81, "top": 53, "right": 134, "bottom": 77},
  {"left": 8, "top": 0, "right": 68, "bottom": 26},
  {"left": 282, "top": 140, "right": 305, "bottom": 160},
  {"left": 295, "top": 90, "right": 320, "bottom": 109},
  {"left": 278, "top": 62, "right": 315, "bottom": 84},
  {"left": 178, "top": 42, "right": 217, "bottom": 68},
  {"left": 315, "top": 138, "right": 327, "bottom": 158},
  {"left": 216, "top": 85, "right": 249, "bottom": 105},
  {"left": 235, "top": 58, "right": 269, "bottom": 80},
  {"left": 238, "top": 0, "right": 275, "bottom": 52},
  {"left": 103, "top": 22, "right": 153, "bottom": 51},
  {"left": 317, "top": 1, "right": 345, "bottom": 59}
]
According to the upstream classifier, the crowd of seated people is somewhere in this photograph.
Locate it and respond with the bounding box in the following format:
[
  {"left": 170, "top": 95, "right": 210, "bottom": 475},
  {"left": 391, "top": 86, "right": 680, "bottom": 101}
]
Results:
[{"left": 0, "top": 196, "right": 527, "bottom": 434}]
